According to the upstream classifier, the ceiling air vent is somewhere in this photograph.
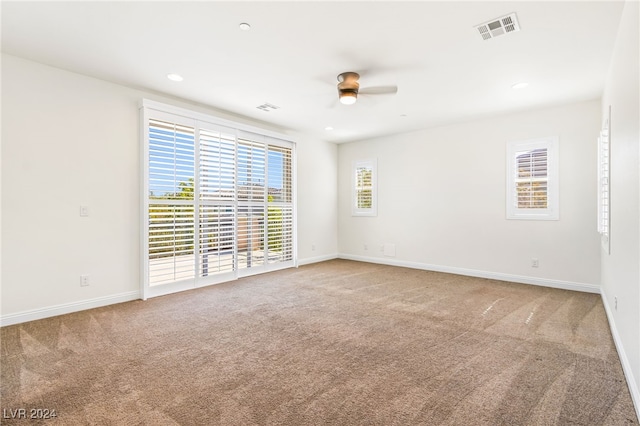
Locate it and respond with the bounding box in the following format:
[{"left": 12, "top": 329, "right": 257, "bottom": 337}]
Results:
[
  {"left": 256, "top": 102, "right": 280, "bottom": 112},
  {"left": 475, "top": 13, "right": 520, "bottom": 40}
]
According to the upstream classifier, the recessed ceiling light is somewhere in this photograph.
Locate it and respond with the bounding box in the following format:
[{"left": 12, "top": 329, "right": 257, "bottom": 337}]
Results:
[
  {"left": 511, "top": 82, "right": 529, "bottom": 89},
  {"left": 239, "top": 23, "right": 251, "bottom": 31},
  {"left": 167, "top": 73, "right": 183, "bottom": 82},
  {"left": 400, "top": 114, "right": 408, "bottom": 117},
  {"left": 325, "top": 126, "right": 334, "bottom": 131}
]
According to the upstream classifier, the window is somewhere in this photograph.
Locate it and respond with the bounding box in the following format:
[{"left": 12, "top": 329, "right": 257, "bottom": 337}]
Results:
[
  {"left": 352, "top": 159, "right": 377, "bottom": 216},
  {"left": 506, "top": 137, "right": 558, "bottom": 220},
  {"left": 597, "top": 109, "right": 610, "bottom": 253},
  {"left": 142, "top": 100, "right": 295, "bottom": 299},
  {"left": 147, "top": 118, "right": 197, "bottom": 286}
]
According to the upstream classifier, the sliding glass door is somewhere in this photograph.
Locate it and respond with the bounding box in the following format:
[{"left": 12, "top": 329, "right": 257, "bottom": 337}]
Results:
[{"left": 141, "top": 101, "right": 295, "bottom": 299}]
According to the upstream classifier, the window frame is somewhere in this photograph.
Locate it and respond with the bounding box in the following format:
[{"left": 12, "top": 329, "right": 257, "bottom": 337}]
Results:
[
  {"left": 352, "top": 158, "right": 377, "bottom": 217},
  {"left": 141, "top": 99, "right": 296, "bottom": 300},
  {"left": 506, "top": 136, "right": 559, "bottom": 221}
]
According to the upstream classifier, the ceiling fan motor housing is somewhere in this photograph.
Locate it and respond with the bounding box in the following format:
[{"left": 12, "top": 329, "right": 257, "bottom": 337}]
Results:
[{"left": 337, "top": 72, "right": 360, "bottom": 95}]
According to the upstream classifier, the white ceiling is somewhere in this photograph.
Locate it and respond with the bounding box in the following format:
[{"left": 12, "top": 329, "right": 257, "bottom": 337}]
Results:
[{"left": 1, "top": 1, "right": 625, "bottom": 143}]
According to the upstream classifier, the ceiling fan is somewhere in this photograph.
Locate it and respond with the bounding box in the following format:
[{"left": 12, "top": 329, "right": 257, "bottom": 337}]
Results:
[{"left": 336, "top": 71, "right": 398, "bottom": 105}]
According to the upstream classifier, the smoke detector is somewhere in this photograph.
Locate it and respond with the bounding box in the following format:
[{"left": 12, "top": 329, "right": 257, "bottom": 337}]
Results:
[{"left": 475, "top": 13, "right": 520, "bottom": 40}]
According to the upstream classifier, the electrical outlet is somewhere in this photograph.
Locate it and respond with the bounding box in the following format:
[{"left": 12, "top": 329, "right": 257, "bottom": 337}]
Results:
[
  {"left": 311, "top": 244, "right": 316, "bottom": 251},
  {"left": 531, "top": 258, "right": 539, "bottom": 268},
  {"left": 614, "top": 296, "right": 617, "bottom": 311},
  {"left": 364, "top": 244, "right": 368, "bottom": 250},
  {"left": 80, "top": 275, "right": 90, "bottom": 287}
]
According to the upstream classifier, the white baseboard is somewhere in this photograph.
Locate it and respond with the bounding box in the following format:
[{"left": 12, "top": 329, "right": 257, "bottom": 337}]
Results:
[
  {"left": 601, "top": 292, "right": 640, "bottom": 421},
  {"left": 1, "top": 256, "right": 598, "bottom": 326},
  {"left": 0, "top": 291, "right": 141, "bottom": 327},
  {"left": 337, "top": 253, "right": 601, "bottom": 294},
  {"left": 0, "top": 254, "right": 342, "bottom": 326},
  {"left": 297, "top": 253, "right": 339, "bottom": 266}
]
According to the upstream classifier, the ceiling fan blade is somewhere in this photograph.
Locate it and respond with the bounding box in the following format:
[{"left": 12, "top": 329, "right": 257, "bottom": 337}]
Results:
[{"left": 360, "top": 85, "right": 398, "bottom": 95}]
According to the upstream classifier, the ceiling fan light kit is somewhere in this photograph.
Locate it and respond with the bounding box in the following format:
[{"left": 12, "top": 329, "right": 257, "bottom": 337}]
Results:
[{"left": 339, "top": 91, "right": 358, "bottom": 105}]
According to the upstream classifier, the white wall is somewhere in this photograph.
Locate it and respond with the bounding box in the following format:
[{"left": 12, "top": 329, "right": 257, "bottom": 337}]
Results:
[
  {"left": 600, "top": 0, "right": 640, "bottom": 414},
  {"left": 338, "top": 100, "right": 602, "bottom": 291},
  {"left": 296, "top": 135, "right": 339, "bottom": 264},
  {"left": 1, "top": 54, "right": 338, "bottom": 323}
]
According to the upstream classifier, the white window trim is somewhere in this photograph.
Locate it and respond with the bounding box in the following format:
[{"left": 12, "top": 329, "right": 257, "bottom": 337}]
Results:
[
  {"left": 352, "top": 158, "right": 377, "bottom": 217},
  {"left": 506, "top": 136, "right": 559, "bottom": 221}
]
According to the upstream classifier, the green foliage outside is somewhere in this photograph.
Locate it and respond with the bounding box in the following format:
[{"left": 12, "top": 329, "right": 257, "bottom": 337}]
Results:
[
  {"left": 149, "top": 178, "right": 195, "bottom": 258},
  {"left": 149, "top": 182, "right": 286, "bottom": 259},
  {"left": 267, "top": 195, "right": 284, "bottom": 252}
]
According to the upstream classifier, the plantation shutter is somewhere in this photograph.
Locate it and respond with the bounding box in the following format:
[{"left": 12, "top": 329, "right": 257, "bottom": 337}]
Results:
[
  {"left": 598, "top": 139, "right": 610, "bottom": 234},
  {"left": 147, "top": 118, "right": 196, "bottom": 286},
  {"left": 355, "top": 165, "right": 373, "bottom": 209},
  {"left": 237, "top": 134, "right": 266, "bottom": 271},
  {"left": 514, "top": 148, "right": 548, "bottom": 209},
  {"left": 142, "top": 100, "right": 296, "bottom": 298},
  {"left": 597, "top": 113, "right": 610, "bottom": 252},
  {"left": 199, "top": 126, "right": 236, "bottom": 278},
  {"left": 352, "top": 159, "right": 377, "bottom": 216},
  {"left": 267, "top": 145, "right": 294, "bottom": 264},
  {"left": 506, "top": 137, "right": 558, "bottom": 220},
  {"left": 237, "top": 137, "right": 266, "bottom": 202}
]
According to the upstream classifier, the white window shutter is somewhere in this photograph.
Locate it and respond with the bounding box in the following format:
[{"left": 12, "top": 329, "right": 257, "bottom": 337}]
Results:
[
  {"left": 597, "top": 109, "right": 610, "bottom": 253},
  {"left": 142, "top": 100, "right": 295, "bottom": 298},
  {"left": 147, "top": 119, "right": 196, "bottom": 286},
  {"left": 506, "top": 137, "right": 559, "bottom": 220},
  {"left": 352, "top": 159, "right": 377, "bottom": 216}
]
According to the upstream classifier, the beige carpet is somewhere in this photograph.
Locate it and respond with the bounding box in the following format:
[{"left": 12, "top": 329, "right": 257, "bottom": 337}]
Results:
[{"left": 1, "top": 260, "right": 638, "bottom": 425}]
